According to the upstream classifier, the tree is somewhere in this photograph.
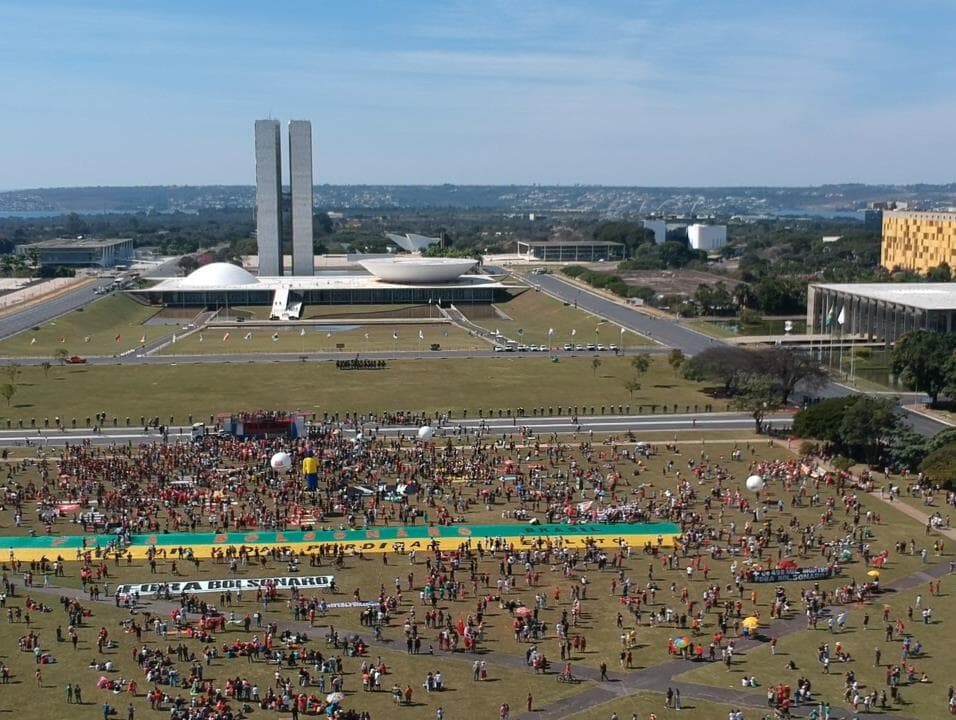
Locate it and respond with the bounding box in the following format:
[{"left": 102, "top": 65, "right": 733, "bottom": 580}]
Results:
[
  {"left": 751, "top": 347, "right": 826, "bottom": 403},
  {"left": 631, "top": 354, "right": 651, "bottom": 375},
  {"left": 683, "top": 346, "right": 757, "bottom": 394},
  {"left": 838, "top": 396, "right": 902, "bottom": 465},
  {"left": 178, "top": 255, "right": 200, "bottom": 274},
  {"left": 591, "top": 357, "right": 602, "bottom": 376},
  {"left": 53, "top": 348, "right": 69, "bottom": 365},
  {"left": 667, "top": 349, "right": 685, "bottom": 372},
  {"left": 732, "top": 375, "right": 783, "bottom": 432},
  {"left": 919, "top": 441, "right": 956, "bottom": 487},
  {"left": 792, "top": 396, "right": 857, "bottom": 445},
  {"left": 592, "top": 221, "right": 649, "bottom": 252},
  {"left": 2, "top": 362, "right": 20, "bottom": 384},
  {"left": 64, "top": 212, "right": 89, "bottom": 236},
  {"left": 891, "top": 331, "right": 955, "bottom": 405},
  {"left": 623, "top": 378, "right": 642, "bottom": 398},
  {"left": 927, "top": 262, "right": 952, "bottom": 282},
  {"left": 0, "top": 383, "right": 15, "bottom": 407},
  {"left": 40, "top": 361, "right": 51, "bottom": 378}
]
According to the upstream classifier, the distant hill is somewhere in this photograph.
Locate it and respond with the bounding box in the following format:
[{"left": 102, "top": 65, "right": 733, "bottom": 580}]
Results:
[{"left": 2, "top": 183, "right": 956, "bottom": 215}]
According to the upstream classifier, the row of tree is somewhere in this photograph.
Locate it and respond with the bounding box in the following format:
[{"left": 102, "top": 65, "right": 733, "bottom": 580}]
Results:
[{"left": 793, "top": 396, "right": 956, "bottom": 485}]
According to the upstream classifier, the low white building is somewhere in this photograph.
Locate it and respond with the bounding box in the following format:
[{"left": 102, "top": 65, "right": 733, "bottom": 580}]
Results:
[{"left": 687, "top": 224, "right": 727, "bottom": 251}]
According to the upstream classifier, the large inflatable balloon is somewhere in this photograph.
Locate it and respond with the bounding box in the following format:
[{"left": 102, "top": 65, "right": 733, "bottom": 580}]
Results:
[
  {"left": 270, "top": 452, "right": 292, "bottom": 471},
  {"left": 417, "top": 426, "right": 435, "bottom": 441},
  {"left": 745, "top": 474, "right": 765, "bottom": 492}
]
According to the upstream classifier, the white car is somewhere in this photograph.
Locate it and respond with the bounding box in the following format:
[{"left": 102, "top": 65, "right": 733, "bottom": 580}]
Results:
[
  {"left": 563, "top": 343, "right": 574, "bottom": 351},
  {"left": 609, "top": 344, "right": 619, "bottom": 352},
  {"left": 596, "top": 344, "right": 607, "bottom": 351}
]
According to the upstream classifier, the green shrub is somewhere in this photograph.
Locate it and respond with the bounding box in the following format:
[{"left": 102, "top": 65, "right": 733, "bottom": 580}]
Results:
[{"left": 831, "top": 455, "right": 854, "bottom": 471}]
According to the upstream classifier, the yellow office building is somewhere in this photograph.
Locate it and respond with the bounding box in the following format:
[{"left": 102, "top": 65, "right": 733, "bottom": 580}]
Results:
[{"left": 882, "top": 210, "right": 956, "bottom": 273}]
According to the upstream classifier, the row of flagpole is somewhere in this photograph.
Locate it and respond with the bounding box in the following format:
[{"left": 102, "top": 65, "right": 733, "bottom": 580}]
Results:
[
  {"left": 492, "top": 324, "right": 630, "bottom": 349},
  {"left": 818, "top": 295, "right": 850, "bottom": 382},
  {"left": 34, "top": 326, "right": 440, "bottom": 347}
]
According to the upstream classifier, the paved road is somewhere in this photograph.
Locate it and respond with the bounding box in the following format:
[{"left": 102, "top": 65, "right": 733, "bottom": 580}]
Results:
[
  {"left": 529, "top": 273, "right": 948, "bottom": 437},
  {"left": 0, "top": 411, "right": 791, "bottom": 447},
  {"left": 532, "top": 273, "right": 718, "bottom": 355},
  {"left": 0, "top": 254, "right": 179, "bottom": 343},
  {"left": 0, "top": 277, "right": 113, "bottom": 341}
]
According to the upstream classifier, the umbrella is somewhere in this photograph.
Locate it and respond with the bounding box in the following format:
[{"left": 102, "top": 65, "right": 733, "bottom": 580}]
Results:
[
  {"left": 673, "top": 636, "right": 691, "bottom": 649},
  {"left": 776, "top": 559, "right": 798, "bottom": 570},
  {"left": 514, "top": 606, "right": 533, "bottom": 618},
  {"left": 326, "top": 692, "right": 345, "bottom": 704},
  {"left": 741, "top": 616, "right": 760, "bottom": 629},
  {"left": 867, "top": 570, "right": 880, "bottom": 578}
]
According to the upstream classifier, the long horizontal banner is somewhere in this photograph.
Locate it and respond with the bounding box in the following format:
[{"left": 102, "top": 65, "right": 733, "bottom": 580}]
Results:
[
  {"left": 115, "top": 575, "right": 334, "bottom": 597},
  {"left": 747, "top": 566, "right": 834, "bottom": 583},
  {"left": 4, "top": 521, "right": 681, "bottom": 561}
]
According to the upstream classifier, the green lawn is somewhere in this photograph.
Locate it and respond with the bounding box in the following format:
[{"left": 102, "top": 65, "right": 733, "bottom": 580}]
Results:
[
  {"left": 0, "top": 595, "right": 583, "bottom": 720},
  {"left": 221, "top": 303, "right": 435, "bottom": 320},
  {"left": 566, "top": 693, "right": 742, "bottom": 720},
  {"left": 157, "top": 322, "right": 487, "bottom": 355},
  {"left": 490, "top": 288, "right": 655, "bottom": 348},
  {"left": 0, "top": 355, "right": 710, "bottom": 422},
  {"left": 0, "top": 294, "right": 160, "bottom": 357},
  {"left": 684, "top": 319, "right": 738, "bottom": 339}
]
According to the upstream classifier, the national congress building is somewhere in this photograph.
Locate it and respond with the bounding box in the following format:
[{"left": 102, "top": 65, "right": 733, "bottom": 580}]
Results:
[{"left": 881, "top": 210, "right": 956, "bottom": 274}]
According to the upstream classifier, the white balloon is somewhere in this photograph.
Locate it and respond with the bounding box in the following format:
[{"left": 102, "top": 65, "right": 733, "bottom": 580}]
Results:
[
  {"left": 417, "top": 425, "right": 435, "bottom": 441},
  {"left": 745, "top": 475, "right": 765, "bottom": 492},
  {"left": 270, "top": 451, "right": 292, "bottom": 471}
]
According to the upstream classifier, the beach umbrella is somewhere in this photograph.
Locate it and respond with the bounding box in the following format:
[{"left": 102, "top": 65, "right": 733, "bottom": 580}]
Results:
[
  {"left": 514, "top": 606, "right": 532, "bottom": 618},
  {"left": 325, "top": 692, "right": 345, "bottom": 704},
  {"left": 867, "top": 570, "right": 880, "bottom": 578},
  {"left": 741, "top": 616, "right": 760, "bottom": 629},
  {"left": 745, "top": 475, "right": 765, "bottom": 492},
  {"left": 673, "top": 636, "right": 691, "bottom": 649}
]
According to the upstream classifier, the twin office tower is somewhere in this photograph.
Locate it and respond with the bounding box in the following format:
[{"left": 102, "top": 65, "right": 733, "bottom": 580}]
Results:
[{"left": 254, "top": 119, "right": 314, "bottom": 277}]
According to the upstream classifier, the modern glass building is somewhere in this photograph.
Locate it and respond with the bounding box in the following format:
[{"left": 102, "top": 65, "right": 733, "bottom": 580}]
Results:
[
  {"left": 807, "top": 282, "right": 956, "bottom": 345},
  {"left": 132, "top": 262, "right": 511, "bottom": 309},
  {"left": 16, "top": 238, "right": 134, "bottom": 267},
  {"left": 516, "top": 240, "right": 625, "bottom": 262}
]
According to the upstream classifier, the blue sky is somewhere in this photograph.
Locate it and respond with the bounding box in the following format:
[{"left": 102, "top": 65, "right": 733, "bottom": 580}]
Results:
[{"left": 1, "top": 0, "right": 954, "bottom": 188}]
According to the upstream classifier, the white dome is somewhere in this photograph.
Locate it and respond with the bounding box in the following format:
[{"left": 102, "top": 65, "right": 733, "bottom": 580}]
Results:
[
  {"left": 182, "top": 263, "right": 259, "bottom": 287},
  {"left": 358, "top": 257, "right": 477, "bottom": 284}
]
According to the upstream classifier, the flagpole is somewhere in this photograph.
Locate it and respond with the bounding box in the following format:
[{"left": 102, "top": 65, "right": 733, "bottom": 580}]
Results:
[
  {"left": 839, "top": 323, "right": 844, "bottom": 379},
  {"left": 827, "top": 299, "right": 834, "bottom": 370}
]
